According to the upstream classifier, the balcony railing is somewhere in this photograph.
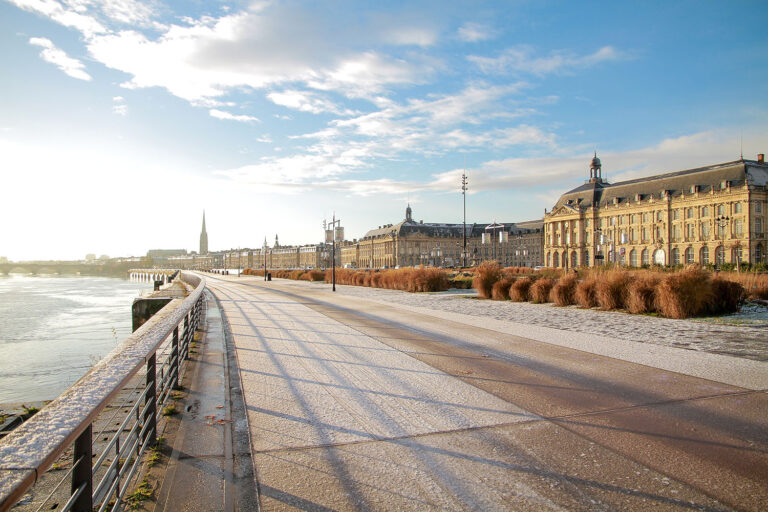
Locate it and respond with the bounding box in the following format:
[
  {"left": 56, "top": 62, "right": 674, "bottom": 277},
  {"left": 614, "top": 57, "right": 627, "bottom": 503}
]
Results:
[{"left": 0, "top": 272, "right": 205, "bottom": 512}]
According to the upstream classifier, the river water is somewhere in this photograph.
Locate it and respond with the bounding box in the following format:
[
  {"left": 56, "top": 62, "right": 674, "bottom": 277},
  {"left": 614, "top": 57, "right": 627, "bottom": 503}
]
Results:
[{"left": 0, "top": 275, "right": 152, "bottom": 403}]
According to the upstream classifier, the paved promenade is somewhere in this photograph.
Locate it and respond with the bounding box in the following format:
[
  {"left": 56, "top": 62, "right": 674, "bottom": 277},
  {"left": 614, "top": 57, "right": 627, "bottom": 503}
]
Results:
[{"left": 196, "top": 274, "right": 767, "bottom": 511}]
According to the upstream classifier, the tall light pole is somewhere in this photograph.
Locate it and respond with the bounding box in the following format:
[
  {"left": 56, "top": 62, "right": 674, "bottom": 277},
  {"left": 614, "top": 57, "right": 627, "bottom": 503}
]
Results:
[
  {"left": 461, "top": 169, "right": 468, "bottom": 268},
  {"left": 263, "top": 238, "right": 268, "bottom": 281},
  {"left": 324, "top": 214, "right": 341, "bottom": 292},
  {"left": 484, "top": 221, "right": 503, "bottom": 262}
]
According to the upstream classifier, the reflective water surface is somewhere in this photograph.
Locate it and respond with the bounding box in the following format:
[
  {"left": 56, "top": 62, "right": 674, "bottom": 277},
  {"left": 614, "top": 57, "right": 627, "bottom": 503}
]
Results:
[{"left": 0, "top": 275, "right": 152, "bottom": 403}]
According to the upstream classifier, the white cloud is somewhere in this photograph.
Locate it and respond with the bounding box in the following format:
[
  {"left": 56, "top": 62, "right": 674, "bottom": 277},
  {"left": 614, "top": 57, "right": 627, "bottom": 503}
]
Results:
[
  {"left": 213, "top": 128, "right": 767, "bottom": 198},
  {"left": 468, "top": 45, "right": 623, "bottom": 75},
  {"left": 384, "top": 26, "right": 438, "bottom": 47},
  {"left": 267, "top": 89, "right": 356, "bottom": 115},
  {"left": 112, "top": 95, "right": 127, "bottom": 115},
  {"left": 82, "top": 7, "right": 431, "bottom": 105},
  {"left": 457, "top": 22, "right": 494, "bottom": 43},
  {"left": 29, "top": 37, "right": 92, "bottom": 81},
  {"left": 10, "top": 0, "right": 107, "bottom": 36},
  {"left": 209, "top": 109, "right": 259, "bottom": 122}
]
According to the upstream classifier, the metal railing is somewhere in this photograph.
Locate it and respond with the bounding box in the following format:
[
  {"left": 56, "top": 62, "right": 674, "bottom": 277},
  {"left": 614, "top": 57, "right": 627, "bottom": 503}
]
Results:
[{"left": 0, "top": 272, "right": 205, "bottom": 512}]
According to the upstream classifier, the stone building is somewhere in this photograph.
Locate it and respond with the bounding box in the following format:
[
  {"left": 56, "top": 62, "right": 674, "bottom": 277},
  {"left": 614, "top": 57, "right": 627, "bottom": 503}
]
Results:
[
  {"left": 343, "top": 205, "right": 543, "bottom": 269},
  {"left": 543, "top": 154, "right": 768, "bottom": 269}
]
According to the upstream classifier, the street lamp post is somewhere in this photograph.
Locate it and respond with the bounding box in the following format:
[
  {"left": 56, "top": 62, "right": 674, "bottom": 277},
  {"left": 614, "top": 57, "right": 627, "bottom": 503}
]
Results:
[
  {"left": 484, "top": 222, "right": 503, "bottom": 262},
  {"left": 324, "top": 214, "right": 341, "bottom": 292},
  {"left": 461, "top": 170, "right": 468, "bottom": 268},
  {"left": 263, "top": 239, "right": 268, "bottom": 281},
  {"left": 715, "top": 215, "right": 731, "bottom": 270}
]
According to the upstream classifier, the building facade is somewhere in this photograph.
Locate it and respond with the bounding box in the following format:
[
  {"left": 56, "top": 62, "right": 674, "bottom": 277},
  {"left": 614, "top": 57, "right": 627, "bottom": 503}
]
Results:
[
  {"left": 343, "top": 205, "right": 543, "bottom": 269},
  {"left": 544, "top": 155, "right": 768, "bottom": 269}
]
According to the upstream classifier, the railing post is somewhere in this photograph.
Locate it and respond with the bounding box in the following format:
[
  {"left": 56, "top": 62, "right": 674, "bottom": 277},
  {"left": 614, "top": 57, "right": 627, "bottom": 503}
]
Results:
[
  {"left": 71, "top": 425, "right": 93, "bottom": 512},
  {"left": 171, "top": 326, "right": 179, "bottom": 389},
  {"left": 144, "top": 354, "right": 157, "bottom": 446},
  {"left": 183, "top": 315, "right": 190, "bottom": 360}
]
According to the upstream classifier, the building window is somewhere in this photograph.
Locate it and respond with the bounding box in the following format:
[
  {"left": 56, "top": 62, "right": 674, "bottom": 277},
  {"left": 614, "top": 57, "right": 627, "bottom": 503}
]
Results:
[
  {"left": 641, "top": 249, "right": 649, "bottom": 265},
  {"left": 716, "top": 246, "right": 725, "bottom": 265},
  {"left": 702, "top": 206, "right": 709, "bottom": 217},
  {"left": 656, "top": 226, "right": 663, "bottom": 240},
  {"left": 585, "top": 251, "right": 590, "bottom": 266},
  {"left": 734, "top": 219, "right": 743, "bottom": 236},
  {"left": 756, "top": 202, "right": 763, "bottom": 213},
  {"left": 686, "top": 223, "right": 695, "bottom": 240},
  {"left": 701, "top": 246, "right": 710, "bottom": 265},
  {"left": 672, "top": 225, "right": 682, "bottom": 241},
  {"left": 571, "top": 252, "right": 578, "bottom": 268},
  {"left": 717, "top": 222, "right": 726, "bottom": 239},
  {"left": 756, "top": 218, "right": 763, "bottom": 235},
  {"left": 672, "top": 248, "right": 680, "bottom": 265},
  {"left": 642, "top": 227, "right": 649, "bottom": 242},
  {"left": 717, "top": 204, "right": 726, "bottom": 216},
  {"left": 657, "top": 211, "right": 664, "bottom": 222},
  {"left": 585, "top": 219, "right": 591, "bottom": 228},
  {"left": 672, "top": 209, "right": 680, "bottom": 221},
  {"left": 734, "top": 202, "right": 742, "bottom": 214},
  {"left": 553, "top": 252, "right": 559, "bottom": 267},
  {"left": 701, "top": 223, "right": 710, "bottom": 239},
  {"left": 630, "top": 249, "right": 637, "bottom": 267},
  {"left": 757, "top": 244, "right": 764, "bottom": 263},
  {"left": 630, "top": 228, "right": 636, "bottom": 242},
  {"left": 685, "top": 247, "right": 695, "bottom": 264},
  {"left": 733, "top": 245, "right": 743, "bottom": 265},
  {"left": 686, "top": 207, "right": 695, "bottom": 219}
]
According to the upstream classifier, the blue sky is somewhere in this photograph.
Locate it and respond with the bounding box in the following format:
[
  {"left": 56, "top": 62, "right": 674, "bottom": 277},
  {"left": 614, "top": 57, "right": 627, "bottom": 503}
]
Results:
[{"left": 1, "top": 0, "right": 767, "bottom": 260}]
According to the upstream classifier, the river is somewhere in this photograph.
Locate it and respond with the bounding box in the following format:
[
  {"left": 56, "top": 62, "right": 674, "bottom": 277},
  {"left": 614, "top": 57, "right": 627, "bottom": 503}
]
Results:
[{"left": 0, "top": 275, "right": 152, "bottom": 403}]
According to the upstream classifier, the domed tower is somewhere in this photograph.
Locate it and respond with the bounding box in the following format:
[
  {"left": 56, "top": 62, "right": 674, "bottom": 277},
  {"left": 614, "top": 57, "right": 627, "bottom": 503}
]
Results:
[
  {"left": 405, "top": 204, "right": 413, "bottom": 222},
  {"left": 589, "top": 152, "right": 603, "bottom": 183}
]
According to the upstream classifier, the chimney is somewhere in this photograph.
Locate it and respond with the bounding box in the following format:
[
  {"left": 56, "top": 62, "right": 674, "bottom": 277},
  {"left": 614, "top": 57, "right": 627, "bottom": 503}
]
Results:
[{"left": 759, "top": 153, "right": 765, "bottom": 164}]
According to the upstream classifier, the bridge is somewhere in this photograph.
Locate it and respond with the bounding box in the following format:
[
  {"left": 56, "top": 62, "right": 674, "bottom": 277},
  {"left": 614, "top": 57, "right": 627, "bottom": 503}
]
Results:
[
  {"left": 1, "top": 271, "right": 767, "bottom": 511},
  {"left": 0, "top": 261, "right": 139, "bottom": 277}
]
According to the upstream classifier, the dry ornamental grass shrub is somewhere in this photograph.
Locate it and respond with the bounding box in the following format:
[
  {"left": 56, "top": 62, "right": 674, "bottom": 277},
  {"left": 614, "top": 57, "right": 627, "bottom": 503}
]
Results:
[
  {"left": 491, "top": 277, "right": 515, "bottom": 300},
  {"left": 409, "top": 267, "right": 450, "bottom": 292},
  {"left": 502, "top": 266, "right": 535, "bottom": 275},
  {"left": 473, "top": 261, "right": 502, "bottom": 299},
  {"left": 720, "top": 272, "right": 768, "bottom": 300},
  {"left": 707, "top": 278, "right": 745, "bottom": 315},
  {"left": 308, "top": 270, "right": 326, "bottom": 281},
  {"left": 530, "top": 278, "right": 554, "bottom": 304},
  {"left": 509, "top": 277, "right": 533, "bottom": 302},
  {"left": 550, "top": 274, "right": 578, "bottom": 306},
  {"left": 595, "top": 269, "right": 631, "bottom": 310},
  {"left": 574, "top": 275, "right": 599, "bottom": 308},
  {"left": 625, "top": 273, "right": 661, "bottom": 314},
  {"left": 655, "top": 266, "right": 714, "bottom": 319}
]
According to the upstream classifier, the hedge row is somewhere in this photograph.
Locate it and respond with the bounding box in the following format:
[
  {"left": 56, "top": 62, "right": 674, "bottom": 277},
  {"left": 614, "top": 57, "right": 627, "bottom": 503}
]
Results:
[{"left": 475, "top": 263, "right": 747, "bottom": 319}]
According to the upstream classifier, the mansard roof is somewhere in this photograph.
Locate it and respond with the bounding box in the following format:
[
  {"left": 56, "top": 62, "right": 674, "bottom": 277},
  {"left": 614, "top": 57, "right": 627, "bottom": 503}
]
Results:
[
  {"left": 363, "top": 219, "right": 542, "bottom": 239},
  {"left": 551, "top": 159, "right": 767, "bottom": 213}
]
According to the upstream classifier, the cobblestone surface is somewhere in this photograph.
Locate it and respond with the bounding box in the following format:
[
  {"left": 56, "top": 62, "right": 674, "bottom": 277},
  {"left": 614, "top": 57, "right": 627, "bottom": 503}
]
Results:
[{"left": 329, "top": 285, "right": 768, "bottom": 362}]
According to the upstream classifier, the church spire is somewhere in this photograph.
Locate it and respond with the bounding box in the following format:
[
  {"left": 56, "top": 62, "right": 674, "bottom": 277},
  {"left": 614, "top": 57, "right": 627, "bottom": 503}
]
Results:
[{"left": 199, "top": 211, "right": 208, "bottom": 254}]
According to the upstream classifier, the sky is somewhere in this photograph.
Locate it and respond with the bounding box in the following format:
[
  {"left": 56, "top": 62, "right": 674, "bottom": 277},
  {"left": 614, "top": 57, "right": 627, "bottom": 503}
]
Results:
[{"left": 1, "top": 0, "right": 767, "bottom": 261}]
